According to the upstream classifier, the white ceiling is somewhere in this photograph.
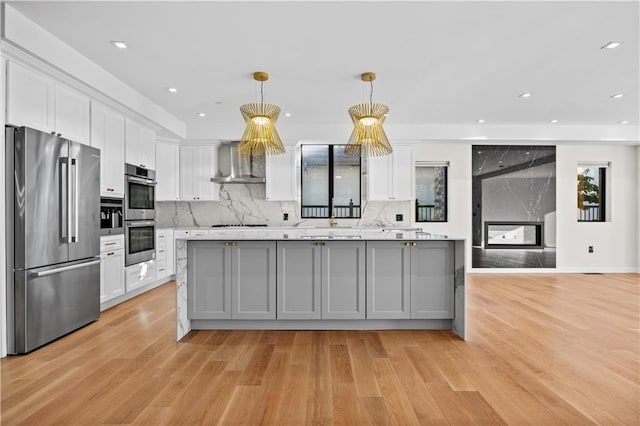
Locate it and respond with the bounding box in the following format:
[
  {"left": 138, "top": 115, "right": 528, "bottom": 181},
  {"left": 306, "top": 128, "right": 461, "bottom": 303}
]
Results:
[{"left": 7, "top": 1, "right": 639, "bottom": 140}]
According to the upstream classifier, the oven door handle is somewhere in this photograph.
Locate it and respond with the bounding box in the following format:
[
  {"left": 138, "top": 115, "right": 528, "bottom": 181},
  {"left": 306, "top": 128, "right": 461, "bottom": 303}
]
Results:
[
  {"left": 126, "top": 220, "right": 156, "bottom": 228},
  {"left": 127, "top": 176, "right": 157, "bottom": 185}
]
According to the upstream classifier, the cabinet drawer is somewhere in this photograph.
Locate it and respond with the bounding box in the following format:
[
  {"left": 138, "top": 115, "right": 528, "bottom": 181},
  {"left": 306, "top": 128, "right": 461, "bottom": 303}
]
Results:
[
  {"left": 100, "top": 235, "right": 124, "bottom": 252},
  {"left": 174, "top": 230, "right": 191, "bottom": 238}
]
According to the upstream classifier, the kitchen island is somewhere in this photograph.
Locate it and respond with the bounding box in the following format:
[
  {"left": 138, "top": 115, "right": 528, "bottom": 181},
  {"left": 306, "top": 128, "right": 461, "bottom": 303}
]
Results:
[{"left": 175, "top": 228, "right": 466, "bottom": 340}]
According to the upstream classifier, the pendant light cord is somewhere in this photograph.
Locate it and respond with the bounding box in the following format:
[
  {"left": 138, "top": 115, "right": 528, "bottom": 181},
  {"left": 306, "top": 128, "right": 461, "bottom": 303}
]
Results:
[
  {"left": 260, "top": 80, "right": 264, "bottom": 108},
  {"left": 369, "top": 79, "right": 373, "bottom": 106}
]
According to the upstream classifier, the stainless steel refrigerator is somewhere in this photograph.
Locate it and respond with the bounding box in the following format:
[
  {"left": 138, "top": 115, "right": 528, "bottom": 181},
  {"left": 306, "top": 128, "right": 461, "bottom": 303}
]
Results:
[{"left": 6, "top": 126, "right": 101, "bottom": 353}]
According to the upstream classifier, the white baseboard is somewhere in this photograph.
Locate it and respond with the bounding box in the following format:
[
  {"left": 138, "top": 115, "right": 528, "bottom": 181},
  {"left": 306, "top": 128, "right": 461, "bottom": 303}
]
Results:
[{"left": 469, "top": 267, "right": 639, "bottom": 274}]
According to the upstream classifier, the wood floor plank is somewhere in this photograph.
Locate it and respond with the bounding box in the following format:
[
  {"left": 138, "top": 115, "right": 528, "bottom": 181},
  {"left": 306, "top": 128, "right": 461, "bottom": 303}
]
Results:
[{"left": 1, "top": 274, "right": 638, "bottom": 425}]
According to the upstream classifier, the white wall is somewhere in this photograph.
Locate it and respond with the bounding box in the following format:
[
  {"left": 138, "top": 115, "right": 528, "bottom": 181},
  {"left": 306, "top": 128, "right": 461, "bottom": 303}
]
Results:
[
  {"left": 556, "top": 144, "right": 639, "bottom": 272},
  {"left": 409, "top": 142, "right": 473, "bottom": 264}
]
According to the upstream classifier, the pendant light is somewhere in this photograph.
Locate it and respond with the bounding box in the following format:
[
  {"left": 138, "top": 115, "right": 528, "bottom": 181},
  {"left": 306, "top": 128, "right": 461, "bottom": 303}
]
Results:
[
  {"left": 345, "top": 72, "right": 392, "bottom": 157},
  {"left": 239, "top": 71, "right": 285, "bottom": 156}
]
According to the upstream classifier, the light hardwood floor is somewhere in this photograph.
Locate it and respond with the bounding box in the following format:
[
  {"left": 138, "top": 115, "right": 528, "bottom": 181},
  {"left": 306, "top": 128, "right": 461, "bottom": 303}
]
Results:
[{"left": 1, "top": 273, "right": 638, "bottom": 425}]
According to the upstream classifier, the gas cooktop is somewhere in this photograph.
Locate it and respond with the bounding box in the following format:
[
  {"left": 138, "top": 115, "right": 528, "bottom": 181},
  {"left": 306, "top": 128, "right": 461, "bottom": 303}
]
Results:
[{"left": 210, "top": 224, "right": 268, "bottom": 228}]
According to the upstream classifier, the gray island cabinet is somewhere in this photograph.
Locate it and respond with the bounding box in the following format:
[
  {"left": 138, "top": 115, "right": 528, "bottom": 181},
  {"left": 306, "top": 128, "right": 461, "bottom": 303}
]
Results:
[
  {"left": 175, "top": 229, "right": 466, "bottom": 340},
  {"left": 277, "top": 241, "right": 366, "bottom": 320}
]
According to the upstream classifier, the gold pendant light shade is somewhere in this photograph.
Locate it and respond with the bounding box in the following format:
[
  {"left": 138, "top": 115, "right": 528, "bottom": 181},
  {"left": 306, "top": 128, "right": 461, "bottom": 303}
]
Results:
[
  {"left": 239, "top": 102, "right": 285, "bottom": 155},
  {"left": 345, "top": 72, "right": 392, "bottom": 157},
  {"left": 345, "top": 102, "right": 391, "bottom": 157},
  {"left": 239, "top": 71, "right": 285, "bottom": 156}
]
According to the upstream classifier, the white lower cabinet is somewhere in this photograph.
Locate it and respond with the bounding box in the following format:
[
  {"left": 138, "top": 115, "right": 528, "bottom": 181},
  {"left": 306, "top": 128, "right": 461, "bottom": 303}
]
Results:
[
  {"left": 187, "top": 241, "right": 276, "bottom": 320},
  {"left": 125, "top": 260, "right": 157, "bottom": 292},
  {"left": 100, "top": 235, "right": 125, "bottom": 303},
  {"left": 156, "top": 228, "right": 175, "bottom": 279},
  {"left": 276, "top": 241, "right": 365, "bottom": 320}
]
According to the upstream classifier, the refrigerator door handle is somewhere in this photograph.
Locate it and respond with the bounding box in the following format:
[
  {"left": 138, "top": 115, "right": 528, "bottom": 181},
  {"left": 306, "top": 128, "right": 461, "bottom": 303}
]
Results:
[
  {"left": 60, "top": 157, "right": 69, "bottom": 243},
  {"left": 31, "top": 259, "right": 101, "bottom": 278},
  {"left": 71, "top": 158, "right": 78, "bottom": 242}
]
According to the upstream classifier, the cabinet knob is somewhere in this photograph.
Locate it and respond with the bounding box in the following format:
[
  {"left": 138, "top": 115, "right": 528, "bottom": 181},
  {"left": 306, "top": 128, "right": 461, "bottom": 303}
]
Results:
[
  {"left": 412, "top": 242, "right": 417, "bottom": 246},
  {"left": 314, "top": 242, "right": 321, "bottom": 247},
  {"left": 404, "top": 242, "right": 410, "bottom": 247},
  {"left": 231, "top": 242, "right": 237, "bottom": 246},
  {"left": 224, "top": 242, "right": 230, "bottom": 246},
  {"left": 107, "top": 252, "right": 114, "bottom": 256}
]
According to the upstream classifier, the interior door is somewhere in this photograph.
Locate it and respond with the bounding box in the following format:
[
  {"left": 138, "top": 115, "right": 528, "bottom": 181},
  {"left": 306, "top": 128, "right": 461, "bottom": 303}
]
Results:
[
  {"left": 68, "top": 141, "right": 100, "bottom": 261},
  {"left": 16, "top": 127, "right": 69, "bottom": 269}
]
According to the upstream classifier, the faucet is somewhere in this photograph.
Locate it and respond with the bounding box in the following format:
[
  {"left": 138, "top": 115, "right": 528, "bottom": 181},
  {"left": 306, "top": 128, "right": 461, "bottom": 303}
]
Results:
[{"left": 329, "top": 198, "right": 337, "bottom": 227}]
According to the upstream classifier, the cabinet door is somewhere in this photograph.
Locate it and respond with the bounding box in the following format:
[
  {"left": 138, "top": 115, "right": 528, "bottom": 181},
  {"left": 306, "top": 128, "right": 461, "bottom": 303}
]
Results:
[
  {"left": 125, "top": 119, "right": 139, "bottom": 166},
  {"left": 276, "top": 241, "right": 321, "bottom": 319},
  {"left": 138, "top": 126, "right": 156, "bottom": 170},
  {"left": 100, "top": 249, "right": 125, "bottom": 303},
  {"left": 55, "top": 84, "right": 90, "bottom": 145},
  {"left": 411, "top": 241, "right": 454, "bottom": 319},
  {"left": 367, "top": 154, "right": 393, "bottom": 200},
  {"left": 322, "top": 242, "right": 365, "bottom": 319},
  {"left": 91, "top": 102, "right": 125, "bottom": 196},
  {"left": 155, "top": 230, "right": 167, "bottom": 279},
  {"left": 265, "top": 148, "right": 297, "bottom": 200},
  {"left": 179, "top": 146, "right": 196, "bottom": 200},
  {"left": 125, "top": 260, "right": 156, "bottom": 292},
  {"left": 392, "top": 145, "right": 413, "bottom": 200},
  {"left": 195, "top": 145, "right": 219, "bottom": 201},
  {"left": 6, "top": 61, "right": 55, "bottom": 132},
  {"left": 156, "top": 141, "right": 180, "bottom": 201},
  {"left": 367, "top": 145, "right": 413, "bottom": 200},
  {"left": 366, "top": 242, "right": 411, "bottom": 319},
  {"left": 187, "top": 241, "right": 231, "bottom": 319},
  {"left": 232, "top": 241, "right": 276, "bottom": 319}
]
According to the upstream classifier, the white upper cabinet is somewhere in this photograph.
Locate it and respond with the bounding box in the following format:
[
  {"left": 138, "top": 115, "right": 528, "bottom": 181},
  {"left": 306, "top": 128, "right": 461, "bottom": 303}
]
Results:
[
  {"left": 180, "top": 145, "right": 219, "bottom": 201},
  {"left": 367, "top": 144, "right": 413, "bottom": 201},
  {"left": 91, "top": 102, "right": 125, "bottom": 197},
  {"left": 156, "top": 140, "right": 180, "bottom": 201},
  {"left": 125, "top": 119, "right": 156, "bottom": 170},
  {"left": 265, "top": 147, "right": 297, "bottom": 201},
  {"left": 7, "top": 61, "right": 90, "bottom": 145},
  {"left": 54, "top": 84, "right": 91, "bottom": 145}
]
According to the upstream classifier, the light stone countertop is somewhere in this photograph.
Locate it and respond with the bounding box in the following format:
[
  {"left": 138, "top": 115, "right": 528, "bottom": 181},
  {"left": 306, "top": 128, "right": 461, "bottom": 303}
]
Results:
[{"left": 172, "top": 227, "right": 463, "bottom": 241}]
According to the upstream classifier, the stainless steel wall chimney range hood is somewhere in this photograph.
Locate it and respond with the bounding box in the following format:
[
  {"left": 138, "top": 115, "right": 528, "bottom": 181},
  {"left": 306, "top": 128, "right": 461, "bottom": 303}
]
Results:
[{"left": 210, "top": 141, "right": 266, "bottom": 184}]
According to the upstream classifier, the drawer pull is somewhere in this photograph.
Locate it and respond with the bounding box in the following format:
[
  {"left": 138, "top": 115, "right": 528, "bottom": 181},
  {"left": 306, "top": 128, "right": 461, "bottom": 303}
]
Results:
[
  {"left": 105, "top": 242, "right": 117, "bottom": 246},
  {"left": 107, "top": 252, "right": 115, "bottom": 256}
]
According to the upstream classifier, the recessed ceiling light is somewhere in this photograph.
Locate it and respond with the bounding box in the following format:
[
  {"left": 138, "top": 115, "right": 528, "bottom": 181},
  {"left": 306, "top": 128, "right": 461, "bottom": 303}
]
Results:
[
  {"left": 601, "top": 41, "right": 622, "bottom": 49},
  {"left": 476, "top": 119, "right": 485, "bottom": 124},
  {"left": 196, "top": 112, "right": 206, "bottom": 117},
  {"left": 618, "top": 120, "right": 629, "bottom": 124},
  {"left": 110, "top": 41, "right": 127, "bottom": 49},
  {"left": 519, "top": 92, "right": 532, "bottom": 98},
  {"left": 549, "top": 119, "right": 558, "bottom": 123},
  {"left": 284, "top": 112, "right": 292, "bottom": 117},
  {"left": 610, "top": 93, "right": 623, "bottom": 99},
  {"left": 166, "top": 87, "right": 178, "bottom": 93}
]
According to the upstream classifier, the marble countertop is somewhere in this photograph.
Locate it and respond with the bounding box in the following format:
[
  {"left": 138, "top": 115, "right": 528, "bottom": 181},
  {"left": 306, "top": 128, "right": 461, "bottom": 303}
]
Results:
[{"left": 173, "top": 227, "right": 462, "bottom": 241}]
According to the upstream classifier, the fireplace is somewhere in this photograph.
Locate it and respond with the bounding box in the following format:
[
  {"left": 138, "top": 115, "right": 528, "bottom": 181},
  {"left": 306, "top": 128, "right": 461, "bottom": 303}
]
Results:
[{"left": 484, "top": 221, "right": 544, "bottom": 249}]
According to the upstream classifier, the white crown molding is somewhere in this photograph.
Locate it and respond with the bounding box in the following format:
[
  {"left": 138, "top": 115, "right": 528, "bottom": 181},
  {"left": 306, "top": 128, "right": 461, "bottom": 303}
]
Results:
[{"left": 0, "top": 40, "right": 165, "bottom": 133}]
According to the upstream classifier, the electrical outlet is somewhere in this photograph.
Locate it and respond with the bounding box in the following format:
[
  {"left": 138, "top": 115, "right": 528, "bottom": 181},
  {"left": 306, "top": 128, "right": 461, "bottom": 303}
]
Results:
[
  {"left": 588, "top": 246, "right": 594, "bottom": 253},
  {"left": 283, "top": 213, "right": 289, "bottom": 221},
  {"left": 396, "top": 214, "right": 403, "bottom": 222}
]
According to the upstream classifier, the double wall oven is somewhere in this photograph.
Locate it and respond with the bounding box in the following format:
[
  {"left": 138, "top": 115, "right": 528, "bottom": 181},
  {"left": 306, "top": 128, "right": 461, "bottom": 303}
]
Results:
[{"left": 124, "top": 164, "right": 156, "bottom": 266}]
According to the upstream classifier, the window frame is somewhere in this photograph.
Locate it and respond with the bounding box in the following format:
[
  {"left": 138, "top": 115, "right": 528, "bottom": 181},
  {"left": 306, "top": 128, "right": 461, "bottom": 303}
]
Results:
[
  {"left": 414, "top": 162, "right": 449, "bottom": 223},
  {"left": 300, "top": 144, "right": 362, "bottom": 219},
  {"left": 577, "top": 163, "right": 608, "bottom": 222}
]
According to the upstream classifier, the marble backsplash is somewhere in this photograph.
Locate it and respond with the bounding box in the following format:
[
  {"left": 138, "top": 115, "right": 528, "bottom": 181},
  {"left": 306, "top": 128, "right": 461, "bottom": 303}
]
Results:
[{"left": 156, "top": 184, "right": 412, "bottom": 228}]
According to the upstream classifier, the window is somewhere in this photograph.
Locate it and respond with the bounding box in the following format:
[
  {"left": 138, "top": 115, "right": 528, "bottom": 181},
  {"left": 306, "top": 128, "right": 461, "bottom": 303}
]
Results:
[
  {"left": 577, "top": 163, "right": 607, "bottom": 222},
  {"left": 301, "top": 145, "right": 361, "bottom": 218},
  {"left": 415, "top": 162, "right": 448, "bottom": 222}
]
